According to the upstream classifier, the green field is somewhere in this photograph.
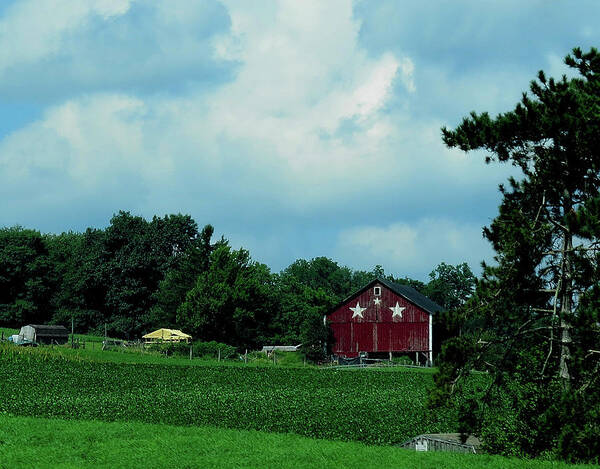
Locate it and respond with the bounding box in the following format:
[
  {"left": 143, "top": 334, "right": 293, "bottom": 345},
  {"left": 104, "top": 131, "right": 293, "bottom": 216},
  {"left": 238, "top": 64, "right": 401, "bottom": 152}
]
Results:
[
  {"left": 0, "top": 330, "right": 312, "bottom": 367},
  {"left": 0, "top": 326, "right": 18, "bottom": 338},
  {"left": 0, "top": 415, "right": 595, "bottom": 469},
  {"left": 0, "top": 344, "right": 593, "bottom": 467},
  {"left": 29, "top": 343, "right": 310, "bottom": 367},
  {"left": 0, "top": 344, "right": 458, "bottom": 445}
]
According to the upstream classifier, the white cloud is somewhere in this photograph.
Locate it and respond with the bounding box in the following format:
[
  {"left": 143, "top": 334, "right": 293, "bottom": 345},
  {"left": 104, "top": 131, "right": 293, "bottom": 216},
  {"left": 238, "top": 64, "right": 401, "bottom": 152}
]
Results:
[
  {"left": 0, "top": 95, "right": 147, "bottom": 186},
  {"left": 0, "top": 0, "right": 495, "bottom": 210},
  {"left": 0, "top": 0, "right": 131, "bottom": 73},
  {"left": 201, "top": 0, "right": 424, "bottom": 206},
  {"left": 398, "top": 57, "right": 416, "bottom": 93},
  {"left": 335, "top": 219, "right": 489, "bottom": 278},
  {"left": 352, "top": 53, "right": 403, "bottom": 118},
  {"left": 0, "top": 1, "right": 233, "bottom": 100}
]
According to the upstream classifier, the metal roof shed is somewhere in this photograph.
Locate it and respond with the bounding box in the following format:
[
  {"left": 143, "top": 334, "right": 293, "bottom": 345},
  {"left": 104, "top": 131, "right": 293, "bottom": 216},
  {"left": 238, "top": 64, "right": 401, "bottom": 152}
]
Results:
[
  {"left": 19, "top": 325, "right": 69, "bottom": 345},
  {"left": 401, "top": 433, "right": 482, "bottom": 453}
]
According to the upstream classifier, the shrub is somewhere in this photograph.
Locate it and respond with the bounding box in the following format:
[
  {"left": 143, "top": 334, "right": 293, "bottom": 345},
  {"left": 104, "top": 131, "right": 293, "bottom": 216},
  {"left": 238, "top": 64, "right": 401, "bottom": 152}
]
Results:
[
  {"left": 192, "top": 340, "right": 237, "bottom": 359},
  {"left": 147, "top": 342, "right": 190, "bottom": 357}
]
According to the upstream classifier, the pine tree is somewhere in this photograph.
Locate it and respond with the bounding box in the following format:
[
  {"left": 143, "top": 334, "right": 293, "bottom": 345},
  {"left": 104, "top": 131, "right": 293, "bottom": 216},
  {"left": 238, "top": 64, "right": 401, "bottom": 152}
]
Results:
[{"left": 436, "top": 47, "right": 600, "bottom": 461}]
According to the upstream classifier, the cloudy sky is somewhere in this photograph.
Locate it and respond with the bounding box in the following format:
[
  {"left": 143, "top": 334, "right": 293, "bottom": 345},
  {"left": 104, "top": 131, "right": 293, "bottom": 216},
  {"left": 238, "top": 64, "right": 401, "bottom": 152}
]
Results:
[{"left": 1, "top": 0, "right": 599, "bottom": 280}]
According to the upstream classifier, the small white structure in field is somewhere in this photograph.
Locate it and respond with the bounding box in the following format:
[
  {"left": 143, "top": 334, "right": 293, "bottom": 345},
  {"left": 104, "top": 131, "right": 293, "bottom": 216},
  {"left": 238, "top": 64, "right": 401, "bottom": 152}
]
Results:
[
  {"left": 19, "top": 324, "right": 69, "bottom": 345},
  {"left": 401, "top": 434, "right": 482, "bottom": 454},
  {"left": 261, "top": 345, "right": 302, "bottom": 353}
]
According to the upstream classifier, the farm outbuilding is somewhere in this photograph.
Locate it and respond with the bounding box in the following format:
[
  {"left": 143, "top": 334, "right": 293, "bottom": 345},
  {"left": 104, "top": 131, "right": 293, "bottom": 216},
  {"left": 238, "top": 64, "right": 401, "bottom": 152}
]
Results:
[
  {"left": 326, "top": 278, "right": 443, "bottom": 363},
  {"left": 142, "top": 328, "right": 191, "bottom": 343},
  {"left": 401, "top": 433, "right": 482, "bottom": 453},
  {"left": 19, "top": 325, "right": 69, "bottom": 345},
  {"left": 261, "top": 345, "right": 302, "bottom": 353}
]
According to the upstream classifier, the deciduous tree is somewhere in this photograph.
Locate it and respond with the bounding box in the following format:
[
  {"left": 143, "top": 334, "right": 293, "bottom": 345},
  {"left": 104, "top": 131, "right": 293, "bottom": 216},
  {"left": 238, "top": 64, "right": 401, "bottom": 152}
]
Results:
[
  {"left": 0, "top": 227, "right": 54, "bottom": 325},
  {"left": 177, "top": 244, "right": 277, "bottom": 348}
]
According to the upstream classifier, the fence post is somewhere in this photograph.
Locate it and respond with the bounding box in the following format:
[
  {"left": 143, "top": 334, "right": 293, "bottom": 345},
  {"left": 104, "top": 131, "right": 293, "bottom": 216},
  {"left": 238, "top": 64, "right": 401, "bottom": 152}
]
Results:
[
  {"left": 190, "top": 344, "right": 193, "bottom": 360},
  {"left": 218, "top": 349, "right": 221, "bottom": 362},
  {"left": 244, "top": 349, "right": 247, "bottom": 364}
]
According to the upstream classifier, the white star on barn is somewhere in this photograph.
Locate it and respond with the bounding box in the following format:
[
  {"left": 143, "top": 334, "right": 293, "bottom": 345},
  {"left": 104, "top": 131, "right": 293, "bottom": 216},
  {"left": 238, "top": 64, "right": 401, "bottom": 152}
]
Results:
[
  {"left": 389, "top": 302, "right": 406, "bottom": 318},
  {"left": 374, "top": 297, "right": 381, "bottom": 306},
  {"left": 350, "top": 301, "right": 366, "bottom": 319}
]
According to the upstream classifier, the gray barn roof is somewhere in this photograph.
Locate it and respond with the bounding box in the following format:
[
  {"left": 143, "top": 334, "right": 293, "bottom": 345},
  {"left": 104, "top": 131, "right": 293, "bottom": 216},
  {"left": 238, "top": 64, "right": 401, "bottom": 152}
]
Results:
[
  {"left": 27, "top": 325, "right": 69, "bottom": 337},
  {"left": 377, "top": 278, "right": 444, "bottom": 314},
  {"left": 336, "top": 278, "right": 444, "bottom": 315}
]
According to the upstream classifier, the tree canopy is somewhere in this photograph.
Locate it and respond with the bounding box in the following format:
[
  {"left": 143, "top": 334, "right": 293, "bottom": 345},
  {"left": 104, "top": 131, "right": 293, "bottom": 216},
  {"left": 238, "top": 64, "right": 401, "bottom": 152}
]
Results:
[{"left": 0, "top": 227, "right": 53, "bottom": 325}]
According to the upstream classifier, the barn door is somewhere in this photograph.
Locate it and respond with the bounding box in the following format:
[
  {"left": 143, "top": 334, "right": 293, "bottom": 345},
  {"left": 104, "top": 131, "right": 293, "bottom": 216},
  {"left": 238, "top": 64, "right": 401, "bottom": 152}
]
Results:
[{"left": 353, "top": 322, "right": 374, "bottom": 354}]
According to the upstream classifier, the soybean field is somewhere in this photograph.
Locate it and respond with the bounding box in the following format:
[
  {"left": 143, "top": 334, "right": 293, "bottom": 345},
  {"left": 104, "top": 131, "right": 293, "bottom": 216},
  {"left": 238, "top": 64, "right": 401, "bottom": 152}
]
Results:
[{"left": 0, "top": 345, "right": 463, "bottom": 445}]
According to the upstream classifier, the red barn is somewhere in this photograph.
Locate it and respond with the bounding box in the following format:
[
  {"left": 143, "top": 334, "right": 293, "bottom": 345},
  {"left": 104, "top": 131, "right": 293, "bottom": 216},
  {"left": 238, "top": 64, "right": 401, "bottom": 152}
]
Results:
[{"left": 327, "top": 278, "right": 443, "bottom": 364}]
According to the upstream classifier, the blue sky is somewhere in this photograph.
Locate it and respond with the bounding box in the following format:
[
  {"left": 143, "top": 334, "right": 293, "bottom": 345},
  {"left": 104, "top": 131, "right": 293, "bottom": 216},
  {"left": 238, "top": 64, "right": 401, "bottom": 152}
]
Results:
[{"left": 1, "top": 0, "right": 599, "bottom": 280}]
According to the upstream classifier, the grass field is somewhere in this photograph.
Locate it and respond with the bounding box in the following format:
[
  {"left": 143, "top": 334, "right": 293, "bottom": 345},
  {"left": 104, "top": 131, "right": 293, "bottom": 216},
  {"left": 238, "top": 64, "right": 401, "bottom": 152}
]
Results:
[
  {"left": 1, "top": 327, "right": 122, "bottom": 345},
  {"left": 0, "top": 415, "right": 595, "bottom": 469},
  {"left": 24, "top": 342, "right": 312, "bottom": 367},
  {"left": 0, "top": 328, "right": 314, "bottom": 367},
  {"left": 0, "top": 326, "right": 18, "bottom": 338}
]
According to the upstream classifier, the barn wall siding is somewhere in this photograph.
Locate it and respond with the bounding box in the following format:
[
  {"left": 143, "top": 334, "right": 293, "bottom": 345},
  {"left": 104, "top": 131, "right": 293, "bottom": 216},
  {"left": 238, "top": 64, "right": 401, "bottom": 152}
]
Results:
[{"left": 328, "top": 282, "right": 432, "bottom": 357}]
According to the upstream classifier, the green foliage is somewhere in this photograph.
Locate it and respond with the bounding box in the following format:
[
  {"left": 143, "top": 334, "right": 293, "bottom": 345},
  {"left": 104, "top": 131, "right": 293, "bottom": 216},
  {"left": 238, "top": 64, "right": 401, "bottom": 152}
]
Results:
[
  {"left": 147, "top": 341, "right": 191, "bottom": 356},
  {"left": 437, "top": 47, "right": 600, "bottom": 463},
  {"left": 146, "top": 340, "right": 239, "bottom": 361},
  {"left": 192, "top": 340, "right": 237, "bottom": 359},
  {"left": 0, "top": 326, "right": 18, "bottom": 337},
  {"left": 177, "top": 245, "right": 277, "bottom": 348},
  {"left": 425, "top": 262, "right": 477, "bottom": 355},
  {"left": 274, "top": 266, "right": 337, "bottom": 345},
  {"left": 150, "top": 224, "right": 217, "bottom": 328},
  {"left": 280, "top": 257, "right": 354, "bottom": 299},
  {"left": 45, "top": 228, "right": 107, "bottom": 331},
  {"left": 42, "top": 212, "right": 207, "bottom": 338},
  {"left": 298, "top": 312, "right": 329, "bottom": 363},
  {"left": 428, "top": 336, "right": 477, "bottom": 409},
  {"left": 0, "top": 226, "right": 54, "bottom": 325},
  {"left": 424, "top": 262, "right": 476, "bottom": 311},
  {"left": 101, "top": 212, "right": 201, "bottom": 337},
  {"left": 554, "top": 392, "right": 600, "bottom": 463}
]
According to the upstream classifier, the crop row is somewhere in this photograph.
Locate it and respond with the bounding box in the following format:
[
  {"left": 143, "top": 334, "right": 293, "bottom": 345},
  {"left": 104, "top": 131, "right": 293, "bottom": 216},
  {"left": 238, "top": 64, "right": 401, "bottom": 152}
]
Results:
[{"left": 0, "top": 347, "right": 460, "bottom": 444}]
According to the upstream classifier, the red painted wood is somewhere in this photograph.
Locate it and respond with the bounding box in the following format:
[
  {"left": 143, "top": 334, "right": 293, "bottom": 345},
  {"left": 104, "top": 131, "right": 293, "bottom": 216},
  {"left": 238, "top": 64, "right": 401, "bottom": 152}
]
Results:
[{"left": 327, "top": 282, "right": 431, "bottom": 357}]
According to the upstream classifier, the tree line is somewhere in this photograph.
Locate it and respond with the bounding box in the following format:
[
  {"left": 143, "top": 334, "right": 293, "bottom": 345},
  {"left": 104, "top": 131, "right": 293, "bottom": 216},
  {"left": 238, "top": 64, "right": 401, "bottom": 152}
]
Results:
[{"left": 0, "top": 212, "right": 474, "bottom": 352}]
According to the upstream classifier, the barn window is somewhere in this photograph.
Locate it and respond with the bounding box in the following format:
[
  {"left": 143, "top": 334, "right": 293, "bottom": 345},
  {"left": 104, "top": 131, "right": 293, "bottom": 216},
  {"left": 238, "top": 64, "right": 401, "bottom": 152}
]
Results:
[{"left": 374, "top": 286, "right": 381, "bottom": 296}]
